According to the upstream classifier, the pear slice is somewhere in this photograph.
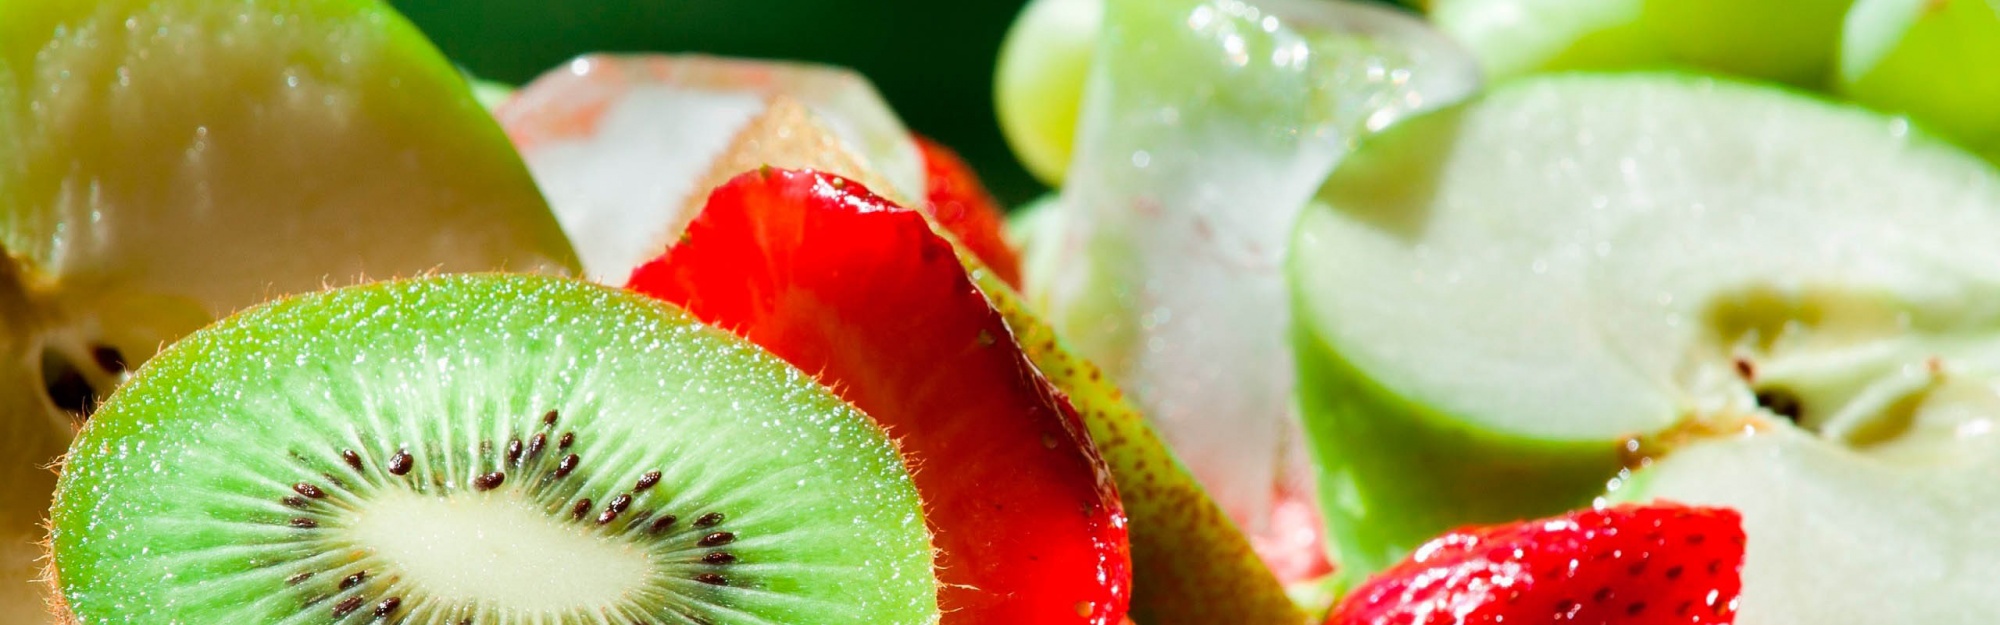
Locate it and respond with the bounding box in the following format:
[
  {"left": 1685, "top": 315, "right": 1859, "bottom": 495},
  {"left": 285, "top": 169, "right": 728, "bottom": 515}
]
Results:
[
  {"left": 1027, "top": 0, "right": 1479, "bottom": 561},
  {"left": 0, "top": 0, "right": 577, "bottom": 618},
  {"left": 1290, "top": 71, "right": 2000, "bottom": 614},
  {"left": 605, "top": 95, "right": 1304, "bottom": 624}
]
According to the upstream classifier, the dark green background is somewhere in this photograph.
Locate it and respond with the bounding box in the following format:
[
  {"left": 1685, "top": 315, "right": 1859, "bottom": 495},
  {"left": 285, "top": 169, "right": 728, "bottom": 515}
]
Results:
[{"left": 391, "top": 0, "right": 1046, "bottom": 205}]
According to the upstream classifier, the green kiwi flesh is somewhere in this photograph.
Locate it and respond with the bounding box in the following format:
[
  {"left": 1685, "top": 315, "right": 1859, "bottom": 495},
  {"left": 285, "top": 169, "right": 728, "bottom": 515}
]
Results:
[{"left": 48, "top": 274, "right": 938, "bottom": 624}]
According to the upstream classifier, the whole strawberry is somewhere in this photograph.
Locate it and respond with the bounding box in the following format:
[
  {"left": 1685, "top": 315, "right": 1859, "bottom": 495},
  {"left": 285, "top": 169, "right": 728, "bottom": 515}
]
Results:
[{"left": 1327, "top": 503, "right": 1744, "bottom": 625}]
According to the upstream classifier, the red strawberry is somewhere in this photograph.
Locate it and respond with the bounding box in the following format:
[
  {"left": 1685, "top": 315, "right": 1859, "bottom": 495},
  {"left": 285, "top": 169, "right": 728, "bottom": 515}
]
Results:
[
  {"left": 915, "top": 137, "right": 1023, "bottom": 287},
  {"left": 1327, "top": 502, "right": 1744, "bottom": 625},
  {"left": 627, "top": 168, "right": 1131, "bottom": 624}
]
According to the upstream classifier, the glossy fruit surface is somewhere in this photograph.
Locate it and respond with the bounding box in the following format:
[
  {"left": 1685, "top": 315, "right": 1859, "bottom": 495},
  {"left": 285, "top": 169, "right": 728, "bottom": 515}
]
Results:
[
  {"left": 1294, "top": 73, "right": 2000, "bottom": 621},
  {"left": 628, "top": 168, "right": 1131, "bottom": 624},
  {"left": 49, "top": 274, "right": 937, "bottom": 624},
  {"left": 1327, "top": 503, "right": 1744, "bottom": 625},
  {"left": 0, "top": 0, "right": 577, "bottom": 618},
  {"left": 674, "top": 109, "right": 1301, "bottom": 624}
]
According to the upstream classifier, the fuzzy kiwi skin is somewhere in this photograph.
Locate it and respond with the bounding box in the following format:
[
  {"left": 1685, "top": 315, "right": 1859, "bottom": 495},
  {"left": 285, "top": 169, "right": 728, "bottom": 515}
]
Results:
[{"left": 45, "top": 274, "right": 938, "bottom": 624}]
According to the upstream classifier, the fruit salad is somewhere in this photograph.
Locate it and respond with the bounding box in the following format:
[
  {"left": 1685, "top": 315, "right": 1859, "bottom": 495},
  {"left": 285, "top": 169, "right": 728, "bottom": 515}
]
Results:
[{"left": 7, "top": 0, "right": 2000, "bottom": 623}]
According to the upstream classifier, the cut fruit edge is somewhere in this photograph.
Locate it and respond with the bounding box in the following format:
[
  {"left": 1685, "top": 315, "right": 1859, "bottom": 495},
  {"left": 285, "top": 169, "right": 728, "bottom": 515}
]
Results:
[
  {"left": 629, "top": 167, "right": 1129, "bottom": 623},
  {"left": 44, "top": 274, "right": 938, "bottom": 624},
  {"left": 627, "top": 103, "right": 1303, "bottom": 625},
  {"left": 1, "top": 1, "right": 582, "bottom": 622},
  {"left": 1292, "top": 71, "right": 2000, "bottom": 618}
]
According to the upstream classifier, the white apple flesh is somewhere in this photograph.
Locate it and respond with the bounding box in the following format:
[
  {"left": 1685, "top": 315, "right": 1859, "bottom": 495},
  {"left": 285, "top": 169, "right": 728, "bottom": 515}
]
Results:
[
  {"left": 1293, "top": 73, "right": 2000, "bottom": 619},
  {"left": 0, "top": 0, "right": 580, "bottom": 619}
]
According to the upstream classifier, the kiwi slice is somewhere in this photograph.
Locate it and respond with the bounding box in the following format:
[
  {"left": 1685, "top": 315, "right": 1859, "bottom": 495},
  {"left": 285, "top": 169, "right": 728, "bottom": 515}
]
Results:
[{"left": 47, "top": 275, "right": 937, "bottom": 624}]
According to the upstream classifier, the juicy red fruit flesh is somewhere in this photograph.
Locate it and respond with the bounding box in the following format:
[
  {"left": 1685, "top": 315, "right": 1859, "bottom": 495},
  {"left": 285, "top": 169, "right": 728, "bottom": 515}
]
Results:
[
  {"left": 1327, "top": 503, "right": 1744, "bottom": 625},
  {"left": 627, "top": 168, "right": 1131, "bottom": 624},
  {"left": 915, "top": 137, "right": 1023, "bottom": 287}
]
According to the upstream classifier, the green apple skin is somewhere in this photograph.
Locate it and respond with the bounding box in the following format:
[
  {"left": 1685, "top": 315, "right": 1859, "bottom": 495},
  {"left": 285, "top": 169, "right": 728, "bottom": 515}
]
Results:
[
  {"left": 995, "top": 0, "right": 1101, "bottom": 186},
  {"left": 1288, "top": 71, "right": 2000, "bottom": 592},
  {"left": 0, "top": 0, "right": 578, "bottom": 619},
  {"left": 1432, "top": 0, "right": 1671, "bottom": 82},
  {"left": 1291, "top": 299, "right": 1622, "bottom": 580},
  {"left": 1838, "top": 0, "right": 2000, "bottom": 157},
  {"left": 1432, "top": 0, "right": 1850, "bottom": 87},
  {"left": 1642, "top": 0, "right": 1855, "bottom": 88}
]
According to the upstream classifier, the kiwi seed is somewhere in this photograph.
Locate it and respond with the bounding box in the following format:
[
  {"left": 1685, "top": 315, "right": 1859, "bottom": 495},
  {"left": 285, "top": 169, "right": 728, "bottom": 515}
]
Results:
[{"left": 47, "top": 275, "right": 938, "bottom": 624}]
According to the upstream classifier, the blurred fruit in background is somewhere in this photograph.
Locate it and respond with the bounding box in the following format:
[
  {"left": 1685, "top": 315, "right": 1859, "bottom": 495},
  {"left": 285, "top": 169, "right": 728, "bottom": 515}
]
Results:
[{"left": 392, "top": 0, "right": 1044, "bottom": 205}]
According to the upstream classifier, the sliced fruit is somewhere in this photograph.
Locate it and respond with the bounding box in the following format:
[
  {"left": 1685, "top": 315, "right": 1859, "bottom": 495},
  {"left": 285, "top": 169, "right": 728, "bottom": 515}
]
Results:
[
  {"left": 1327, "top": 503, "right": 1744, "bottom": 625},
  {"left": 1430, "top": 0, "right": 1670, "bottom": 82},
  {"left": 976, "top": 272, "right": 1309, "bottom": 624},
  {"left": 628, "top": 168, "right": 1130, "bottom": 624},
  {"left": 0, "top": 0, "right": 577, "bottom": 619},
  {"left": 1615, "top": 425, "right": 2000, "bottom": 624},
  {"left": 647, "top": 109, "right": 1302, "bottom": 624},
  {"left": 1837, "top": 0, "right": 2000, "bottom": 156},
  {"left": 995, "top": 0, "right": 1102, "bottom": 185},
  {"left": 493, "top": 54, "right": 926, "bottom": 283},
  {"left": 48, "top": 274, "right": 935, "bottom": 623},
  {"left": 1030, "top": 0, "right": 1477, "bottom": 553},
  {"left": 1291, "top": 72, "right": 2000, "bottom": 619},
  {"left": 1641, "top": 0, "right": 1854, "bottom": 87},
  {"left": 916, "top": 137, "right": 1023, "bottom": 287}
]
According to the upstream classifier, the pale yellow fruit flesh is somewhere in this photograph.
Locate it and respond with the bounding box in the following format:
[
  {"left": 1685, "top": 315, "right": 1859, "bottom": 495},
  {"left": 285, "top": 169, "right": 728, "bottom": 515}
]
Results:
[{"left": 0, "top": 1, "right": 580, "bottom": 619}]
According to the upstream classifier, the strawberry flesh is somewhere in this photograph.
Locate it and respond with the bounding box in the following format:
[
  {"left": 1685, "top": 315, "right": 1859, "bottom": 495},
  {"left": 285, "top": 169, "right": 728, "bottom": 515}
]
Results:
[
  {"left": 627, "top": 168, "right": 1131, "bottom": 624},
  {"left": 915, "top": 137, "right": 1023, "bottom": 287},
  {"left": 1327, "top": 502, "right": 1744, "bottom": 625}
]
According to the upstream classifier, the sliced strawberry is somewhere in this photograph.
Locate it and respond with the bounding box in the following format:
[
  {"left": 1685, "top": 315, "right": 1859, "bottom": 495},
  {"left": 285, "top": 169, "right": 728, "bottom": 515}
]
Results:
[
  {"left": 1327, "top": 502, "right": 1744, "bottom": 625},
  {"left": 627, "top": 168, "right": 1131, "bottom": 624},
  {"left": 915, "top": 137, "right": 1023, "bottom": 287}
]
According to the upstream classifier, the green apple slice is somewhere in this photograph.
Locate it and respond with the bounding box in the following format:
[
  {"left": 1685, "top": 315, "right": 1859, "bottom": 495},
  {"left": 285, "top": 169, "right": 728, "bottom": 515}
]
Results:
[
  {"left": 1291, "top": 72, "right": 2000, "bottom": 597},
  {"left": 1615, "top": 426, "right": 2000, "bottom": 623},
  {"left": 0, "top": 0, "right": 578, "bottom": 618}
]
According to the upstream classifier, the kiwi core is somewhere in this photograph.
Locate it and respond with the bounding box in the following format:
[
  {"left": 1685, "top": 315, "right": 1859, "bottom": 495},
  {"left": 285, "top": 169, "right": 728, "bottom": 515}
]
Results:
[{"left": 350, "top": 490, "right": 653, "bottom": 613}]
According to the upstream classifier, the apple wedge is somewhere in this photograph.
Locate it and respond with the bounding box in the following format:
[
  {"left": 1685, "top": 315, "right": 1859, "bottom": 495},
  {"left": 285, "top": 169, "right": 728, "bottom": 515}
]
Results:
[
  {"left": 1291, "top": 72, "right": 2000, "bottom": 622},
  {"left": 0, "top": 0, "right": 577, "bottom": 618}
]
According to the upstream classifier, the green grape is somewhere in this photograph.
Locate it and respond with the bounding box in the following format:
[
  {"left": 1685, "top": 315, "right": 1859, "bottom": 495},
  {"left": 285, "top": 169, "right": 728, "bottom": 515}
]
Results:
[
  {"left": 1431, "top": 0, "right": 1669, "bottom": 81},
  {"left": 994, "top": 0, "right": 1102, "bottom": 186},
  {"left": 1641, "top": 0, "right": 1855, "bottom": 87},
  {"left": 1838, "top": 0, "right": 2000, "bottom": 153}
]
